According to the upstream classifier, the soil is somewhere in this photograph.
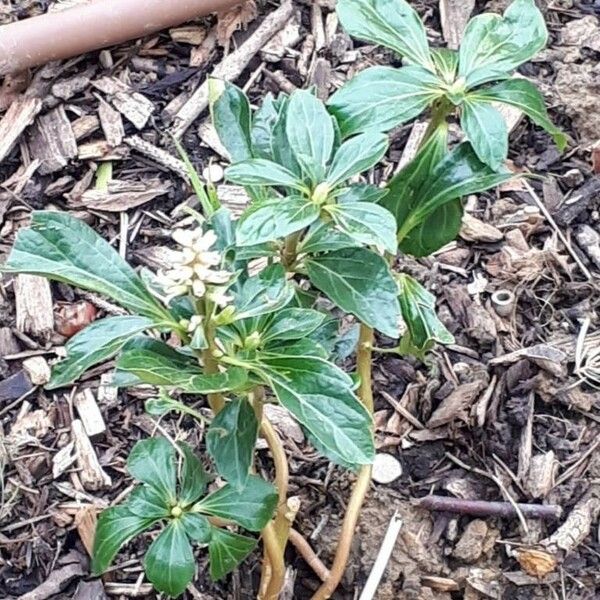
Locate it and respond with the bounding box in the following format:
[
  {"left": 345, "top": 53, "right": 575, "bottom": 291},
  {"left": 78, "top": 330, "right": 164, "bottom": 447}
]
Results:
[{"left": 1, "top": 1, "right": 600, "bottom": 599}]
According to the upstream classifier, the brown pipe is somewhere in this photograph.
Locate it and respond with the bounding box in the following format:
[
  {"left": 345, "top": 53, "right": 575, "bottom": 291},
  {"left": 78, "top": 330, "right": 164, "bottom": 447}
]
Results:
[{"left": 0, "top": 0, "right": 241, "bottom": 77}]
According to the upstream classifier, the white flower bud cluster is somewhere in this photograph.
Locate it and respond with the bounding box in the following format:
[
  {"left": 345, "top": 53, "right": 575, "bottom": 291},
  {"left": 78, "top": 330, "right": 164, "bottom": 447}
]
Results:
[{"left": 157, "top": 228, "right": 233, "bottom": 306}]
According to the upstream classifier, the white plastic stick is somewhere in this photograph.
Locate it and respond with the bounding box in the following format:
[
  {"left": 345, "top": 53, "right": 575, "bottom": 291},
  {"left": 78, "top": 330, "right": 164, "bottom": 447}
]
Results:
[{"left": 358, "top": 512, "right": 403, "bottom": 600}]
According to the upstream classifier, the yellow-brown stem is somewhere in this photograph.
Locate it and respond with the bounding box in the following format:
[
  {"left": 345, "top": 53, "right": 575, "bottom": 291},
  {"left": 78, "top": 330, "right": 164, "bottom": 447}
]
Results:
[
  {"left": 288, "top": 529, "right": 330, "bottom": 582},
  {"left": 261, "top": 522, "right": 287, "bottom": 600},
  {"left": 281, "top": 230, "right": 302, "bottom": 270},
  {"left": 311, "top": 324, "right": 374, "bottom": 600}
]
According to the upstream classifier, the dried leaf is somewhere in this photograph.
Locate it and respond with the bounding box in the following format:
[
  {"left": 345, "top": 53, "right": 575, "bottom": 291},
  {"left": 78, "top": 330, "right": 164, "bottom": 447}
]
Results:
[
  {"left": 516, "top": 549, "right": 557, "bottom": 578},
  {"left": 216, "top": 0, "right": 258, "bottom": 46}
]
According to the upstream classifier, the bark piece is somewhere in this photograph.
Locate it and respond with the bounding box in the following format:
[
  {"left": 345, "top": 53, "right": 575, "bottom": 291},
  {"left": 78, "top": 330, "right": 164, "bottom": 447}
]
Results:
[
  {"left": 17, "top": 562, "right": 85, "bottom": 600},
  {"left": 15, "top": 274, "right": 54, "bottom": 342},
  {"left": 124, "top": 135, "right": 188, "bottom": 179},
  {"left": 217, "top": 184, "right": 251, "bottom": 216},
  {"left": 453, "top": 519, "right": 488, "bottom": 563},
  {"left": 260, "top": 10, "right": 301, "bottom": 62},
  {"left": 172, "top": 0, "right": 294, "bottom": 138},
  {"left": 74, "top": 505, "right": 97, "bottom": 557},
  {"left": 0, "top": 96, "right": 43, "bottom": 162},
  {"left": 427, "top": 380, "right": 486, "bottom": 428},
  {"left": 77, "top": 179, "right": 171, "bottom": 212},
  {"left": 22, "top": 356, "right": 51, "bottom": 385},
  {"left": 489, "top": 344, "right": 566, "bottom": 377},
  {"left": 0, "top": 327, "right": 20, "bottom": 357},
  {"left": 73, "top": 389, "right": 106, "bottom": 437},
  {"left": 98, "top": 97, "right": 125, "bottom": 147},
  {"left": 77, "top": 140, "right": 128, "bottom": 161},
  {"left": 460, "top": 214, "right": 503, "bottom": 243},
  {"left": 28, "top": 105, "right": 78, "bottom": 174},
  {"left": 525, "top": 452, "right": 557, "bottom": 499},
  {"left": 0, "top": 370, "right": 34, "bottom": 403},
  {"left": 440, "top": 0, "right": 475, "bottom": 49},
  {"left": 73, "top": 581, "right": 108, "bottom": 600},
  {"left": 71, "top": 114, "right": 100, "bottom": 140},
  {"left": 71, "top": 419, "right": 111, "bottom": 490}
]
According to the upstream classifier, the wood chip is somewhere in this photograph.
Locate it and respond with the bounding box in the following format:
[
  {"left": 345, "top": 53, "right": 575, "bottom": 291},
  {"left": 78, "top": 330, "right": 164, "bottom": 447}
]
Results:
[
  {"left": 0, "top": 327, "right": 21, "bottom": 357},
  {"left": 261, "top": 10, "right": 302, "bottom": 62},
  {"left": 71, "top": 114, "right": 100, "bottom": 140},
  {"left": 22, "top": 356, "right": 51, "bottom": 385},
  {"left": 28, "top": 105, "right": 78, "bottom": 174},
  {"left": 124, "top": 135, "right": 188, "bottom": 179},
  {"left": 15, "top": 274, "right": 54, "bottom": 342},
  {"left": 71, "top": 419, "right": 111, "bottom": 490},
  {"left": 217, "top": 184, "right": 251, "bottom": 216},
  {"left": 74, "top": 505, "right": 97, "bottom": 557},
  {"left": 440, "top": 0, "right": 475, "bottom": 49},
  {"left": 460, "top": 213, "right": 504, "bottom": 243},
  {"left": 427, "top": 380, "right": 487, "bottom": 428},
  {"left": 77, "top": 179, "right": 171, "bottom": 212},
  {"left": 98, "top": 98, "right": 125, "bottom": 147},
  {"left": 17, "top": 562, "right": 85, "bottom": 600},
  {"left": 489, "top": 344, "right": 567, "bottom": 376},
  {"left": 0, "top": 96, "right": 43, "bottom": 162},
  {"left": 525, "top": 451, "right": 557, "bottom": 499},
  {"left": 77, "top": 140, "right": 128, "bottom": 161},
  {"left": 73, "top": 389, "right": 107, "bottom": 437},
  {"left": 169, "top": 25, "right": 207, "bottom": 45}
]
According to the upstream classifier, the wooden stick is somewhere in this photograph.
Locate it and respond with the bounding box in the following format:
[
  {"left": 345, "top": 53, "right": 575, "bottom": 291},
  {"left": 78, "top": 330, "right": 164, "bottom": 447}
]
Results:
[
  {"left": 417, "top": 495, "right": 562, "bottom": 520},
  {"left": 171, "top": 0, "right": 294, "bottom": 139}
]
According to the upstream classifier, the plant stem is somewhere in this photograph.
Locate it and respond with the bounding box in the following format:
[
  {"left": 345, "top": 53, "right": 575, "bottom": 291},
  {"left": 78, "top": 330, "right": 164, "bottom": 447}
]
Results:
[
  {"left": 281, "top": 230, "right": 302, "bottom": 270},
  {"left": 202, "top": 311, "right": 225, "bottom": 414},
  {"left": 261, "top": 522, "right": 287, "bottom": 600},
  {"left": 311, "top": 324, "right": 374, "bottom": 600},
  {"left": 421, "top": 97, "right": 453, "bottom": 147}
]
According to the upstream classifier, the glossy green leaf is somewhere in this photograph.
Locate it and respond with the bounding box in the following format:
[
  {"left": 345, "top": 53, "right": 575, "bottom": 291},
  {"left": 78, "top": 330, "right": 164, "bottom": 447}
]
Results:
[
  {"left": 92, "top": 506, "right": 159, "bottom": 574},
  {"left": 338, "top": 184, "right": 388, "bottom": 204},
  {"left": 398, "top": 274, "right": 454, "bottom": 358},
  {"left": 262, "top": 308, "right": 326, "bottom": 344},
  {"left": 271, "top": 95, "right": 304, "bottom": 178},
  {"left": 250, "top": 93, "right": 279, "bottom": 159},
  {"left": 326, "top": 202, "right": 397, "bottom": 253},
  {"left": 181, "top": 513, "right": 212, "bottom": 543},
  {"left": 127, "top": 485, "right": 170, "bottom": 519},
  {"left": 337, "top": 0, "right": 433, "bottom": 69},
  {"left": 208, "top": 79, "right": 253, "bottom": 162},
  {"left": 194, "top": 475, "right": 277, "bottom": 531},
  {"left": 299, "top": 221, "right": 360, "bottom": 255},
  {"left": 257, "top": 352, "right": 374, "bottom": 467},
  {"left": 399, "top": 199, "right": 463, "bottom": 257},
  {"left": 233, "top": 264, "right": 294, "bottom": 321},
  {"left": 144, "top": 520, "right": 195, "bottom": 598},
  {"left": 4, "top": 212, "right": 169, "bottom": 321},
  {"left": 235, "top": 196, "right": 320, "bottom": 247},
  {"left": 306, "top": 248, "right": 401, "bottom": 338},
  {"left": 432, "top": 48, "right": 458, "bottom": 84},
  {"left": 226, "top": 159, "right": 306, "bottom": 192},
  {"left": 178, "top": 443, "right": 209, "bottom": 506},
  {"left": 326, "top": 132, "right": 389, "bottom": 187},
  {"left": 206, "top": 398, "right": 258, "bottom": 490},
  {"left": 115, "top": 338, "right": 247, "bottom": 393},
  {"left": 127, "top": 437, "right": 177, "bottom": 504},
  {"left": 470, "top": 78, "right": 567, "bottom": 150},
  {"left": 458, "top": 0, "right": 547, "bottom": 88},
  {"left": 208, "top": 528, "right": 257, "bottom": 581},
  {"left": 285, "top": 90, "right": 335, "bottom": 182},
  {"left": 460, "top": 98, "right": 508, "bottom": 169},
  {"left": 328, "top": 66, "right": 443, "bottom": 137},
  {"left": 47, "top": 316, "right": 153, "bottom": 390}
]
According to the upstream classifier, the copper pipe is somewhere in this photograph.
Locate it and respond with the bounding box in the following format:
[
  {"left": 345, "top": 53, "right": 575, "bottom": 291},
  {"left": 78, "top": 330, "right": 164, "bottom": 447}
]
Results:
[{"left": 0, "top": 0, "right": 241, "bottom": 77}]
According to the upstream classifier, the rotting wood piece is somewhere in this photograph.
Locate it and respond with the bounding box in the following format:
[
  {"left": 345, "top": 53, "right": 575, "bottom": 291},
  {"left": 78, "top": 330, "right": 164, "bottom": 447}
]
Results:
[
  {"left": 71, "top": 419, "right": 111, "bottom": 490},
  {"left": 0, "top": 96, "right": 42, "bottom": 163},
  {"left": 15, "top": 274, "right": 54, "bottom": 342}
]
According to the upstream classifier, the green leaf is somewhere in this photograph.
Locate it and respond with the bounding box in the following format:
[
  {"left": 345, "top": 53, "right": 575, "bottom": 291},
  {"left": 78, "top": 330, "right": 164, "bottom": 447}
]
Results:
[
  {"left": 206, "top": 398, "right": 258, "bottom": 490},
  {"left": 299, "top": 221, "right": 360, "bottom": 254},
  {"left": 285, "top": 90, "right": 335, "bottom": 182},
  {"left": 432, "top": 48, "right": 459, "bottom": 84},
  {"left": 458, "top": 0, "right": 547, "bottom": 88},
  {"left": 226, "top": 159, "right": 306, "bottom": 192},
  {"left": 235, "top": 196, "right": 320, "bottom": 247},
  {"left": 47, "top": 316, "right": 153, "bottom": 390},
  {"left": 306, "top": 248, "right": 401, "bottom": 338},
  {"left": 257, "top": 353, "right": 374, "bottom": 467},
  {"left": 262, "top": 308, "right": 326, "bottom": 344},
  {"left": 326, "top": 132, "right": 389, "bottom": 187},
  {"left": 178, "top": 443, "right": 209, "bottom": 506},
  {"left": 127, "top": 485, "right": 170, "bottom": 519},
  {"left": 115, "top": 338, "right": 247, "bottom": 393},
  {"left": 470, "top": 78, "right": 567, "bottom": 150},
  {"left": 338, "top": 184, "right": 388, "bottom": 204},
  {"left": 337, "top": 0, "right": 433, "bottom": 69},
  {"left": 400, "top": 199, "right": 463, "bottom": 257},
  {"left": 194, "top": 475, "right": 277, "bottom": 531},
  {"left": 208, "top": 529, "right": 256, "bottom": 581},
  {"left": 250, "top": 93, "right": 279, "bottom": 160},
  {"left": 92, "top": 506, "right": 159, "bottom": 574},
  {"left": 4, "top": 212, "right": 169, "bottom": 321},
  {"left": 460, "top": 98, "right": 508, "bottom": 169},
  {"left": 209, "top": 79, "right": 253, "bottom": 163},
  {"left": 397, "top": 274, "right": 454, "bottom": 358},
  {"left": 328, "top": 66, "right": 443, "bottom": 137},
  {"left": 233, "top": 264, "right": 294, "bottom": 321},
  {"left": 181, "top": 513, "right": 212, "bottom": 543},
  {"left": 144, "top": 520, "right": 195, "bottom": 598},
  {"left": 271, "top": 95, "right": 304, "bottom": 178},
  {"left": 128, "top": 437, "right": 177, "bottom": 504},
  {"left": 326, "top": 202, "right": 397, "bottom": 253}
]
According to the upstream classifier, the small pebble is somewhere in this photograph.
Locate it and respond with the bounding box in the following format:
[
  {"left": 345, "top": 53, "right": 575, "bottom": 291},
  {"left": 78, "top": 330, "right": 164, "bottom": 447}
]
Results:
[
  {"left": 202, "top": 163, "right": 224, "bottom": 183},
  {"left": 372, "top": 453, "right": 402, "bottom": 484}
]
